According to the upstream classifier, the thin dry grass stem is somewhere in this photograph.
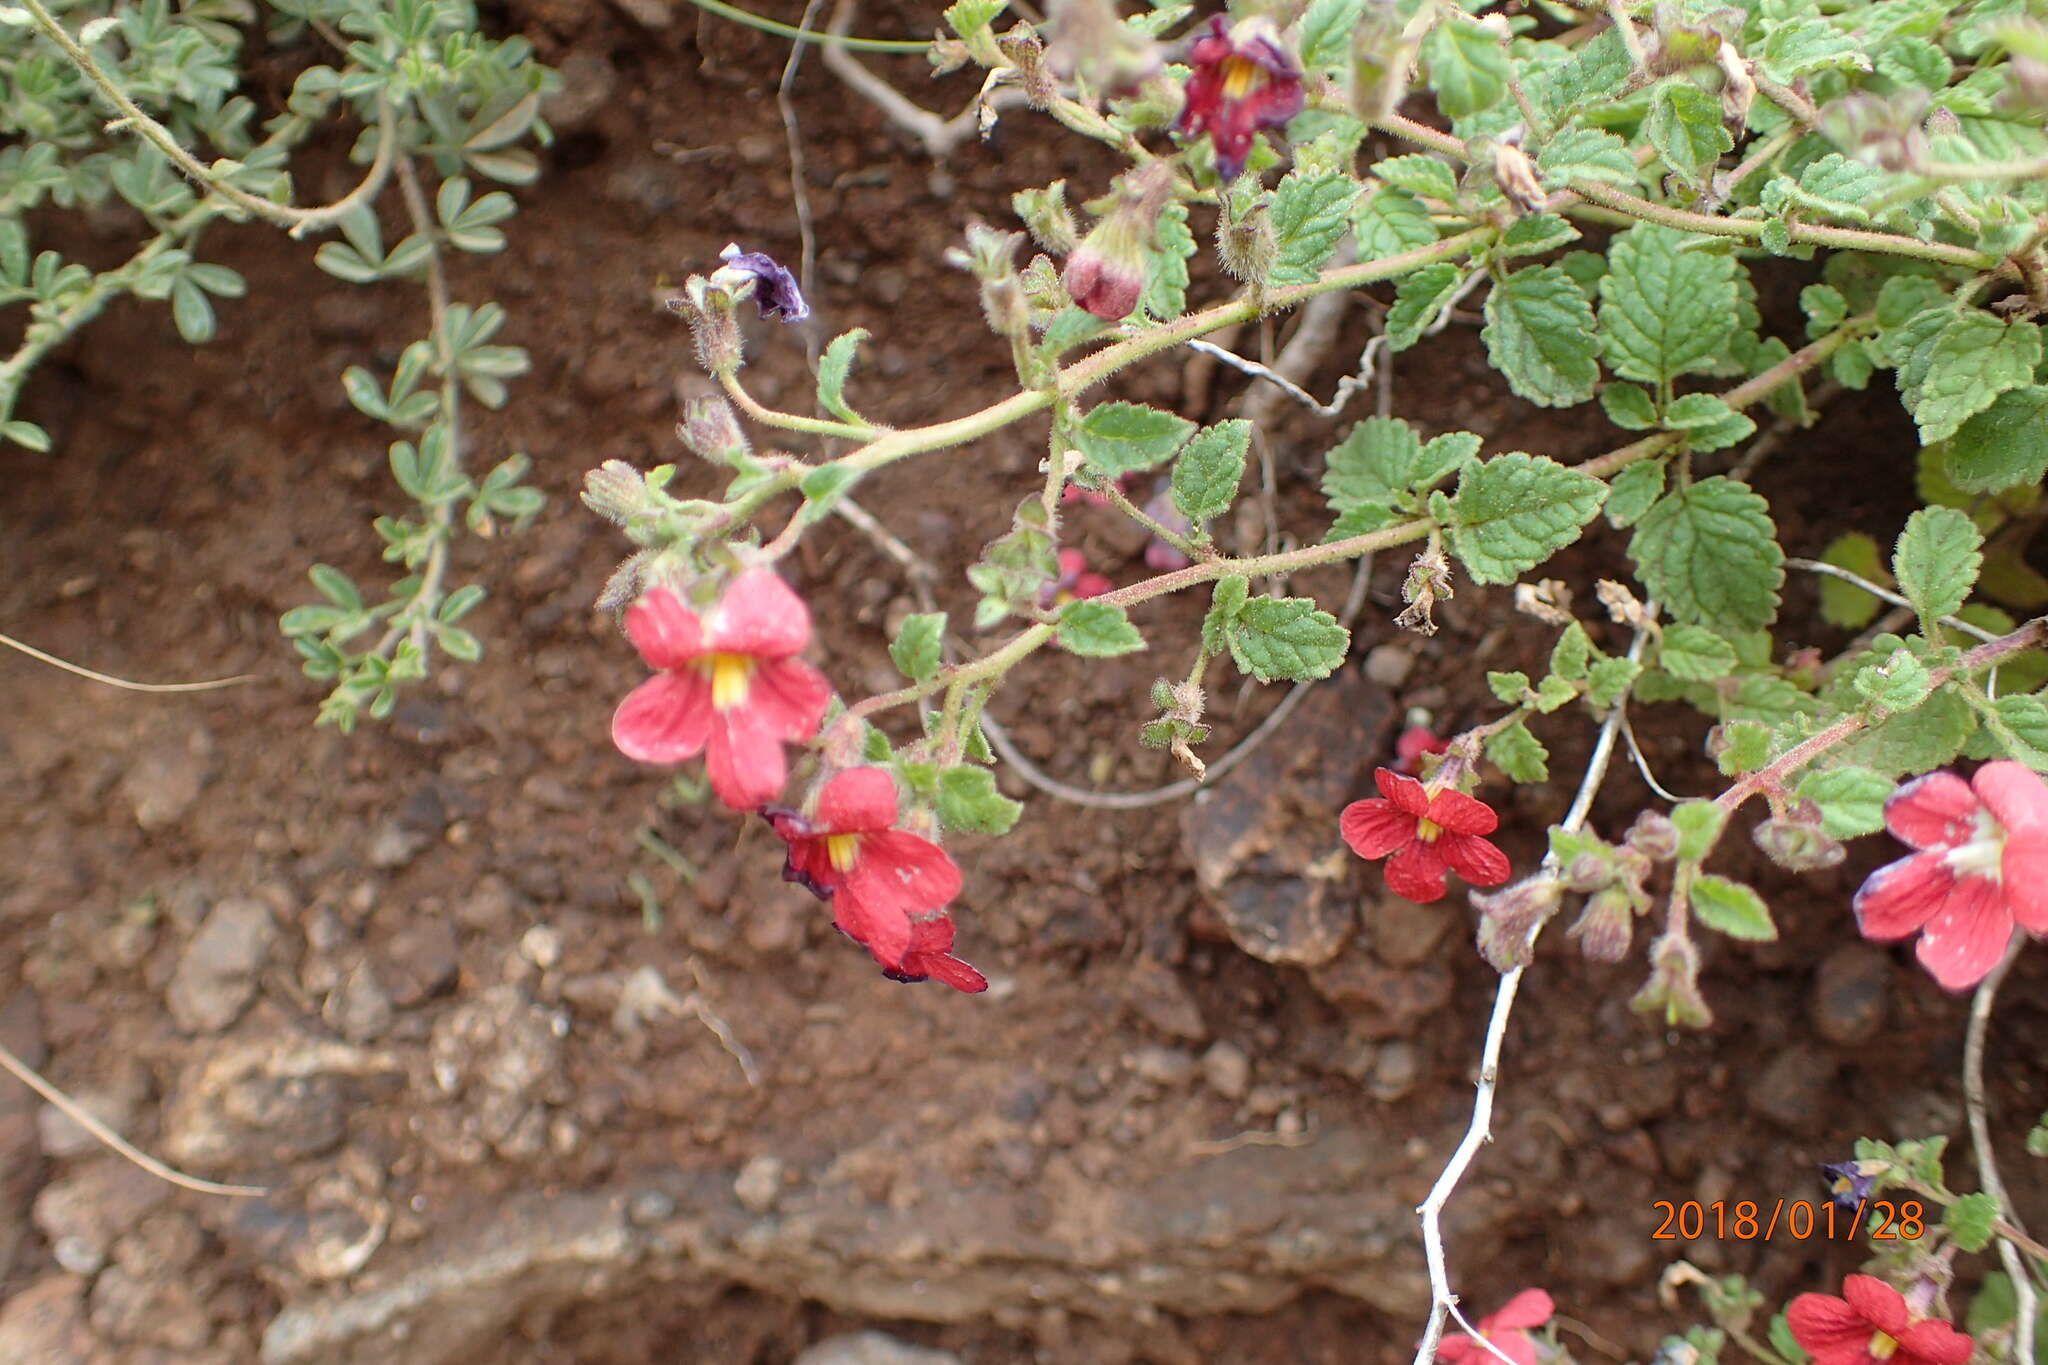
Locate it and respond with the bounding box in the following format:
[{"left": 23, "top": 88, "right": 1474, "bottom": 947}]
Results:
[
  {"left": 0, "top": 1039, "right": 267, "bottom": 1198},
  {"left": 1966, "top": 939, "right": 2037, "bottom": 1365},
  {"left": 1, "top": 631, "right": 257, "bottom": 692}
]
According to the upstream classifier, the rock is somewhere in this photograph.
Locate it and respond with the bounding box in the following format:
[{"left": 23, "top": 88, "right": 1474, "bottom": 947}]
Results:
[
  {"left": 1747, "top": 1043, "right": 1840, "bottom": 1135},
  {"left": 0, "top": 1274, "right": 101, "bottom": 1365},
  {"left": 429, "top": 986, "right": 567, "bottom": 1159},
  {"left": 733, "top": 1155, "right": 783, "bottom": 1215},
  {"left": 161, "top": 1032, "right": 399, "bottom": 1173},
  {"left": 382, "top": 919, "right": 460, "bottom": 1007},
  {"left": 1120, "top": 958, "right": 1207, "bottom": 1043},
  {"left": 1362, "top": 644, "right": 1414, "bottom": 688},
  {"left": 546, "top": 51, "right": 617, "bottom": 133},
  {"left": 323, "top": 963, "right": 394, "bottom": 1044},
  {"left": 166, "top": 897, "right": 278, "bottom": 1033},
  {"left": 1369, "top": 898, "right": 1453, "bottom": 968},
  {"left": 120, "top": 733, "right": 214, "bottom": 831},
  {"left": 32, "top": 1159, "right": 170, "bottom": 1273},
  {"left": 1307, "top": 948, "right": 1452, "bottom": 1038},
  {"left": 1811, "top": 942, "right": 1891, "bottom": 1046},
  {"left": 36, "top": 1059, "right": 146, "bottom": 1159},
  {"left": 365, "top": 820, "right": 432, "bottom": 870},
  {"left": 794, "top": 1332, "right": 961, "bottom": 1365},
  {"left": 88, "top": 1262, "right": 210, "bottom": 1349},
  {"left": 1200, "top": 1042, "right": 1250, "bottom": 1101},
  {"left": 1129, "top": 1047, "right": 1195, "bottom": 1088},
  {"left": 1367, "top": 1041, "right": 1422, "bottom": 1103},
  {"left": 610, "top": 0, "right": 674, "bottom": 25}
]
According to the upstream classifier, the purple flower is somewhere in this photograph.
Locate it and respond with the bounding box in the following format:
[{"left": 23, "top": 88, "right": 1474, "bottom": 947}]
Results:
[
  {"left": 1176, "top": 16, "right": 1306, "bottom": 181},
  {"left": 1820, "top": 1160, "right": 1877, "bottom": 1210},
  {"left": 718, "top": 243, "right": 809, "bottom": 323}
]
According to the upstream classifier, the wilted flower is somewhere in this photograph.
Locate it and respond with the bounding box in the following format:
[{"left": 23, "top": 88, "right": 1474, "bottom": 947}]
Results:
[
  {"left": 884, "top": 912, "right": 990, "bottom": 993},
  {"left": 1438, "top": 1289, "right": 1555, "bottom": 1365},
  {"left": 1341, "top": 768, "right": 1511, "bottom": 903},
  {"left": 1176, "top": 15, "right": 1306, "bottom": 181},
  {"left": 716, "top": 243, "right": 809, "bottom": 323},
  {"left": 1853, "top": 761, "right": 2048, "bottom": 990},
  {"left": 1820, "top": 1160, "right": 1878, "bottom": 1210},
  {"left": 1786, "top": 1276, "right": 1972, "bottom": 1365}
]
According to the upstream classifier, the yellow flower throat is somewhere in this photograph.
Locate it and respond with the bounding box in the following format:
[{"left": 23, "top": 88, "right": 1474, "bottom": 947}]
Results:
[
  {"left": 1868, "top": 1332, "right": 1899, "bottom": 1360},
  {"left": 1222, "top": 56, "right": 1262, "bottom": 99},
  {"left": 702, "top": 653, "right": 758, "bottom": 710},
  {"left": 825, "top": 833, "right": 862, "bottom": 871},
  {"left": 1415, "top": 817, "right": 1443, "bottom": 842}
]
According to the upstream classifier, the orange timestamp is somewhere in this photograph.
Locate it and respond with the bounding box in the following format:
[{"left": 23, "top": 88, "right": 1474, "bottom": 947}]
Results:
[{"left": 1651, "top": 1198, "right": 1928, "bottom": 1242}]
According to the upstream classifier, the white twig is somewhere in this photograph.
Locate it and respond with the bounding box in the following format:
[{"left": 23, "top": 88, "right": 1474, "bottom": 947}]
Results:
[
  {"left": 1, "top": 631, "right": 256, "bottom": 692},
  {"left": 1411, "top": 622, "right": 1648, "bottom": 1365},
  {"left": 1188, "top": 337, "right": 1357, "bottom": 418},
  {"left": 1965, "top": 939, "right": 2035, "bottom": 1365},
  {"left": 777, "top": 0, "right": 827, "bottom": 316},
  {"left": 1786, "top": 558, "right": 2001, "bottom": 643},
  {"left": 0, "top": 1040, "right": 267, "bottom": 1197},
  {"left": 822, "top": 0, "right": 1015, "bottom": 159},
  {"left": 1619, "top": 706, "right": 1691, "bottom": 802}
]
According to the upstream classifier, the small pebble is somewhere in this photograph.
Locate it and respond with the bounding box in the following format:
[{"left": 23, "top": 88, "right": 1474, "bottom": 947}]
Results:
[
  {"left": 734, "top": 1155, "right": 784, "bottom": 1215},
  {"left": 1201, "top": 1041, "right": 1250, "bottom": 1101},
  {"left": 1810, "top": 942, "right": 1891, "bottom": 1045}
]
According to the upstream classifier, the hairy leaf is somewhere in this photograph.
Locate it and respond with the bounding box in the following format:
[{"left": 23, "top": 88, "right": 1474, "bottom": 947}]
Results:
[
  {"left": 1482, "top": 264, "right": 1601, "bottom": 408},
  {"left": 1629, "top": 477, "right": 1784, "bottom": 630}
]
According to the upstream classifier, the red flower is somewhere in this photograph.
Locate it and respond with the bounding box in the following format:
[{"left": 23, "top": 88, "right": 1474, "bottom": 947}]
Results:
[
  {"left": 1395, "top": 724, "right": 1451, "bottom": 773},
  {"left": 766, "top": 767, "right": 964, "bottom": 971},
  {"left": 1340, "top": 768, "right": 1511, "bottom": 903},
  {"left": 1853, "top": 760, "right": 2048, "bottom": 990},
  {"left": 1176, "top": 15, "right": 1306, "bottom": 181},
  {"left": 611, "top": 573, "right": 832, "bottom": 810},
  {"left": 1787, "top": 1275, "right": 1973, "bottom": 1365},
  {"left": 884, "top": 913, "right": 989, "bottom": 994},
  {"left": 1438, "top": 1289, "right": 1554, "bottom": 1365},
  {"left": 1041, "top": 548, "right": 1112, "bottom": 608}
]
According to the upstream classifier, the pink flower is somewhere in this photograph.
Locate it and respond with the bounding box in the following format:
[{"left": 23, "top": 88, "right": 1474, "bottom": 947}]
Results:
[
  {"left": 611, "top": 573, "right": 832, "bottom": 810},
  {"left": 1040, "top": 548, "right": 1112, "bottom": 608},
  {"left": 1340, "top": 768, "right": 1511, "bottom": 903},
  {"left": 885, "top": 913, "right": 989, "bottom": 994},
  {"left": 1787, "top": 1275, "right": 1973, "bottom": 1365},
  {"left": 1438, "top": 1289, "right": 1554, "bottom": 1365},
  {"left": 766, "top": 767, "right": 964, "bottom": 972},
  {"left": 1176, "top": 16, "right": 1306, "bottom": 181},
  {"left": 1852, "top": 760, "right": 2048, "bottom": 990}
]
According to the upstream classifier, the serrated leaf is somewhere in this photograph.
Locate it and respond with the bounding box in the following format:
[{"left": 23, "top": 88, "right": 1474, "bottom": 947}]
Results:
[
  {"left": 1132, "top": 405, "right": 1220, "bottom": 515},
  {"left": 1297, "top": 0, "right": 1366, "bottom": 71},
  {"left": 1073, "top": 401, "right": 1195, "bottom": 477},
  {"left": 1661, "top": 624, "right": 1738, "bottom": 681},
  {"left": 1877, "top": 35, "right": 1951, "bottom": 89},
  {"left": 1141, "top": 201, "right": 1194, "bottom": 320},
  {"left": 1944, "top": 1192, "right": 2000, "bottom": 1254},
  {"left": 1599, "top": 224, "right": 1740, "bottom": 385},
  {"left": 1895, "top": 506, "right": 1983, "bottom": 628},
  {"left": 1691, "top": 873, "right": 1776, "bottom": 941},
  {"left": 1323, "top": 416, "right": 1420, "bottom": 512},
  {"left": 1818, "top": 532, "right": 1891, "bottom": 629},
  {"left": 1058, "top": 599, "right": 1146, "bottom": 657},
  {"left": 1835, "top": 683, "right": 1977, "bottom": 775},
  {"left": 1497, "top": 214, "right": 1579, "bottom": 259},
  {"left": 1664, "top": 394, "right": 1755, "bottom": 452},
  {"left": 943, "top": 0, "right": 1005, "bottom": 39},
  {"left": 1905, "top": 312, "right": 2041, "bottom": 444},
  {"left": 1486, "top": 721, "right": 1549, "bottom": 782},
  {"left": 1550, "top": 622, "right": 1593, "bottom": 681},
  {"left": 1482, "top": 264, "right": 1601, "bottom": 408},
  {"left": 1936, "top": 385, "right": 2048, "bottom": 493},
  {"left": 817, "top": 328, "right": 869, "bottom": 424},
  {"left": 1645, "top": 80, "right": 1733, "bottom": 187},
  {"left": 1386, "top": 264, "right": 1463, "bottom": 350},
  {"left": 890, "top": 612, "right": 946, "bottom": 681},
  {"left": 1672, "top": 799, "right": 1727, "bottom": 861},
  {"left": 1801, "top": 283, "right": 1849, "bottom": 336},
  {"left": 1423, "top": 18, "right": 1509, "bottom": 119},
  {"left": 1269, "top": 171, "right": 1360, "bottom": 285},
  {"left": 1225, "top": 595, "right": 1349, "bottom": 682},
  {"left": 1600, "top": 383, "right": 1658, "bottom": 430},
  {"left": 1203, "top": 574, "right": 1250, "bottom": 654},
  {"left": 1984, "top": 694, "right": 2048, "bottom": 767},
  {"left": 1630, "top": 477, "right": 1784, "bottom": 631},
  {"left": 1352, "top": 187, "right": 1438, "bottom": 259},
  {"left": 1532, "top": 674, "right": 1577, "bottom": 713},
  {"left": 936, "top": 764, "right": 1022, "bottom": 835},
  {"left": 1758, "top": 16, "right": 1870, "bottom": 81},
  {"left": 1585, "top": 656, "right": 1640, "bottom": 708},
  {"left": 1448, "top": 452, "right": 1607, "bottom": 584},
  {"left": 1488, "top": 670, "right": 1533, "bottom": 704},
  {"left": 1796, "top": 766, "right": 1893, "bottom": 838},
  {"left": 1372, "top": 154, "right": 1459, "bottom": 201},
  {"left": 1537, "top": 126, "right": 1637, "bottom": 187},
  {"left": 1605, "top": 461, "right": 1665, "bottom": 529},
  {"left": 1717, "top": 720, "right": 1773, "bottom": 775}
]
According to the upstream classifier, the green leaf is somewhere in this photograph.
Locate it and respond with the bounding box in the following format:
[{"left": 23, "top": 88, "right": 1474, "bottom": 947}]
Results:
[
  {"left": 936, "top": 764, "right": 1023, "bottom": 835},
  {"left": 1691, "top": 874, "right": 1776, "bottom": 941},
  {"left": 1447, "top": 452, "right": 1607, "bottom": 585},
  {"left": 1599, "top": 224, "right": 1739, "bottom": 385},
  {"left": 1796, "top": 766, "right": 1894, "bottom": 838},
  {"left": 169, "top": 278, "right": 215, "bottom": 343},
  {"left": 1224, "top": 595, "right": 1350, "bottom": 682},
  {"left": 308, "top": 562, "right": 363, "bottom": 612},
  {"left": 1585, "top": 656, "right": 1641, "bottom": 708},
  {"left": 798, "top": 464, "right": 861, "bottom": 519},
  {"left": 1486, "top": 721, "right": 1549, "bottom": 782},
  {"left": 1532, "top": 674, "right": 1578, "bottom": 713},
  {"left": 1983, "top": 694, "right": 2048, "bottom": 767},
  {"left": 1386, "top": 263, "right": 1463, "bottom": 350},
  {"left": 1717, "top": 720, "right": 1773, "bottom": 775},
  {"left": 1758, "top": 16, "right": 1871, "bottom": 81},
  {"left": 1660, "top": 624, "right": 1738, "bottom": 681},
  {"left": 1818, "top": 532, "right": 1891, "bottom": 629},
  {"left": 1936, "top": 385, "right": 2048, "bottom": 493},
  {"left": 1497, "top": 214, "right": 1579, "bottom": 259},
  {"left": 1894, "top": 506, "right": 1983, "bottom": 627},
  {"left": 1203, "top": 574, "right": 1250, "bottom": 654},
  {"left": 1645, "top": 80, "right": 1733, "bottom": 187},
  {"left": 1172, "top": 419, "right": 1249, "bottom": 524},
  {"left": 890, "top": 612, "right": 946, "bottom": 681},
  {"left": 1550, "top": 623, "right": 1593, "bottom": 681},
  {"left": 1488, "top": 670, "right": 1532, "bottom": 704},
  {"left": 1904, "top": 313, "right": 2042, "bottom": 444},
  {"left": 1600, "top": 383, "right": 1658, "bottom": 431},
  {"left": 1482, "top": 264, "right": 1601, "bottom": 408},
  {"left": 1058, "top": 599, "right": 1146, "bottom": 657},
  {"left": 1268, "top": 171, "right": 1360, "bottom": 286},
  {"left": 0, "top": 420, "right": 51, "bottom": 452},
  {"left": 1537, "top": 126, "right": 1637, "bottom": 187},
  {"left": 1664, "top": 393, "right": 1756, "bottom": 452},
  {"left": 1323, "top": 416, "right": 1419, "bottom": 512},
  {"left": 1671, "top": 799, "right": 1727, "bottom": 862},
  {"left": 943, "top": 0, "right": 1005, "bottom": 39},
  {"left": 1630, "top": 477, "right": 1784, "bottom": 631},
  {"left": 1074, "top": 401, "right": 1195, "bottom": 477},
  {"left": 1298, "top": 0, "right": 1366, "bottom": 71},
  {"left": 1141, "top": 201, "right": 1194, "bottom": 321},
  {"left": 1352, "top": 187, "right": 1438, "bottom": 260},
  {"left": 1801, "top": 283, "right": 1849, "bottom": 336},
  {"left": 817, "top": 328, "right": 869, "bottom": 424},
  {"left": 1836, "top": 683, "right": 1978, "bottom": 775},
  {"left": 1371, "top": 154, "right": 1459, "bottom": 201},
  {"left": 1878, "top": 36, "right": 1952, "bottom": 90},
  {"left": 1604, "top": 461, "right": 1665, "bottom": 528},
  {"left": 1944, "top": 1192, "right": 2000, "bottom": 1254},
  {"left": 1423, "top": 17, "right": 1509, "bottom": 119}
]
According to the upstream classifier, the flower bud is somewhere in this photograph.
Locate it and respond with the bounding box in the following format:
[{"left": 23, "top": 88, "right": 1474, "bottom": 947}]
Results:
[
  {"left": 1063, "top": 164, "right": 1174, "bottom": 320},
  {"left": 582, "top": 460, "right": 653, "bottom": 526},
  {"left": 594, "top": 549, "right": 654, "bottom": 614},
  {"left": 680, "top": 396, "right": 750, "bottom": 465},
  {"left": 1716, "top": 42, "right": 1756, "bottom": 127},
  {"left": 1013, "top": 181, "right": 1080, "bottom": 255},
  {"left": 1472, "top": 877, "right": 1564, "bottom": 972},
  {"left": 1564, "top": 851, "right": 1610, "bottom": 894},
  {"left": 1492, "top": 138, "right": 1546, "bottom": 215},
  {"left": 1349, "top": 0, "right": 1412, "bottom": 123},
  {"left": 1630, "top": 931, "right": 1711, "bottom": 1029},
  {"left": 1568, "top": 887, "right": 1635, "bottom": 963},
  {"left": 678, "top": 275, "right": 743, "bottom": 377},
  {"left": 1624, "top": 811, "right": 1678, "bottom": 862},
  {"left": 1216, "top": 203, "right": 1276, "bottom": 285},
  {"left": 1751, "top": 803, "right": 1846, "bottom": 872}
]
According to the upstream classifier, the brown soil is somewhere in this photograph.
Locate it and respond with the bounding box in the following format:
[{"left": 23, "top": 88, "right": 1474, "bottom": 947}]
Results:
[{"left": 1, "top": 4, "right": 2044, "bottom": 1364}]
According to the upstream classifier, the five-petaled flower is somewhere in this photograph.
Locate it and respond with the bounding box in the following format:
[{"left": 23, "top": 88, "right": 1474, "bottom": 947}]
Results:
[
  {"left": 1340, "top": 768, "right": 1510, "bottom": 903},
  {"left": 718, "top": 243, "right": 809, "bottom": 323},
  {"left": 765, "top": 766, "right": 967, "bottom": 974},
  {"left": 1437, "top": 1289, "right": 1554, "bottom": 1365},
  {"left": 1176, "top": 15, "right": 1306, "bottom": 182},
  {"left": 1787, "top": 1275, "right": 1973, "bottom": 1365},
  {"left": 612, "top": 573, "right": 831, "bottom": 810},
  {"left": 1852, "top": 760, "right": 2048, "bottom": 990},
  {"left": 882, "top": 912, "right": 989, "bottom": 993}
]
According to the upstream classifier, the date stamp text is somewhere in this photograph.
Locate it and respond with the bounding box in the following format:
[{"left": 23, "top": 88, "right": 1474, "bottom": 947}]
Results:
[{"left": 1651, "top": 1199, "right": 1927, "bottom": 1242}]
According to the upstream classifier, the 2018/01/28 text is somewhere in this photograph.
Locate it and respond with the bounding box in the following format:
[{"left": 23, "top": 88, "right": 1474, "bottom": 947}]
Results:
[{"left": 1651, "top": 1199, "right": 1926, "bottom": 1242}]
